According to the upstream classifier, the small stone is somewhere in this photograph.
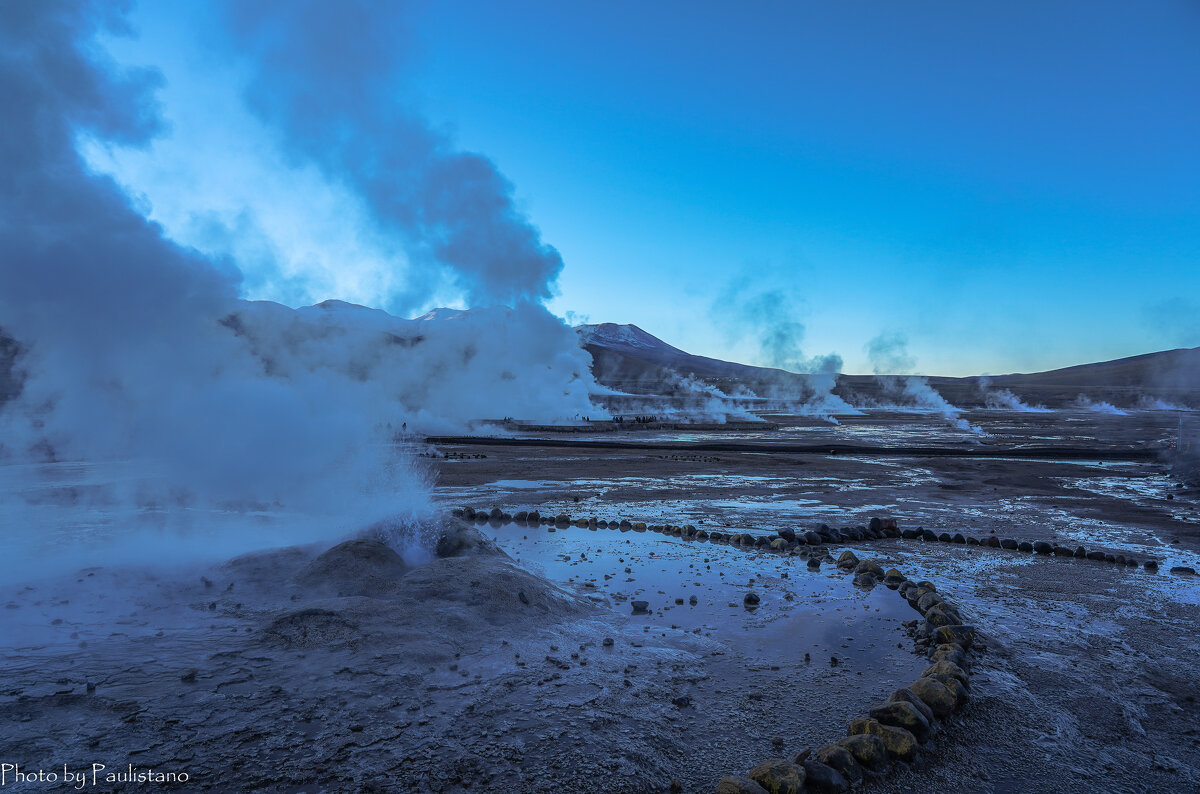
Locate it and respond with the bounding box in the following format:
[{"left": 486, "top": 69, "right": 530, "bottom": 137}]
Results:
[
  {"left": 603, "top": 637, "right": 614, "bottom": 646},
  {"left": 672, "top": 694, "right": 692, "bottom": 708},
  {"left": 631, "top": 600, "right": 649, "bottom": 614},
  {"left": 744, "top": 592, "right": 761, "bottom": 607},
  {"left": 180, "top": 669, "right": 198, "bottom": 683}
]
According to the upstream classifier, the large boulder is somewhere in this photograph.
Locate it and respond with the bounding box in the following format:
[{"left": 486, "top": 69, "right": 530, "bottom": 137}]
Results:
[
  {"left": 848, "top": 718, "right": 919, "bottom": 761},
  {"left": 908, "top": 677, "right": 957, "bottom": 718},
  {"left": 835, "top": 734, "right": 889, "bottom": 772},
  {"left": 923, "top": 660, "right": 969, "bottom": 687},
  {"left": 887, "top": 687, "right": 935, "bottom": 725},
  {"left": 869, "top": 700, "right": 932, "bottom": 743},
  {"left": 836, "top": 550, "right": 859, "bottom": 570},
  {"left": 717, "top": 776, "right": 770, "bottom": 794},
  {"left": 800, "top": 759, "right": 849, "bottom": 793},
  {"left": 812, "top": 745, "right": 862, "bottom": 784},
  {"left": 933, "top": 624, "right": 976, "bottom": 650},
  {"left": 853, "top": 560, "right": 886, "bottom": 577},
  {"left": 747, "top": 759, "right": 806, "bottom": 794}
]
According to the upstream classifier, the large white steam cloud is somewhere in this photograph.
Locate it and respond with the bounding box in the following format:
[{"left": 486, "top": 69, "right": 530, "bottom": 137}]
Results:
[{"left": 0, "top": 0, "right": 596, "bottom": 576}]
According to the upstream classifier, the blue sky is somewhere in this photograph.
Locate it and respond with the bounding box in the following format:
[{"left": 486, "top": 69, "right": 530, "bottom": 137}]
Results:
[{"left": 90, "top": 1, "right": 1199, "bottom": 376}]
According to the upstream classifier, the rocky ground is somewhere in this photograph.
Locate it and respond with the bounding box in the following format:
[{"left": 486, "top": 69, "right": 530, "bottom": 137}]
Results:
[{"left": 2, "top": 413, "right": 1199, "bottom": 792}]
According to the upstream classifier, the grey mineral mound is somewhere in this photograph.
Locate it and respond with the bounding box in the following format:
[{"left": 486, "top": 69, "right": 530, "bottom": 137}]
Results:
[{"left": 295, "top": 537, "right": 409, "bottom": 597}]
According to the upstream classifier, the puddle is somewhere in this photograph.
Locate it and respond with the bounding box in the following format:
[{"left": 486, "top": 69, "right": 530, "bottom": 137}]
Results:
[{"left": 479, "top": 522, "right": 917, "bottom": 670}]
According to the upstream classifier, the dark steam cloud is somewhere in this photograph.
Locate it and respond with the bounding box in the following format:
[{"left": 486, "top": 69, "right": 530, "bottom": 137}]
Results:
[{"left": 221, "top": 0, "right": 564, "bottom": 309}]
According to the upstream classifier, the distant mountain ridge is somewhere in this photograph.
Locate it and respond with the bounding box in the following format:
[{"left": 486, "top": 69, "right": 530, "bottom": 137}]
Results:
[{"left": 578, "top": 322, "right": 1200, "bottom": 408}]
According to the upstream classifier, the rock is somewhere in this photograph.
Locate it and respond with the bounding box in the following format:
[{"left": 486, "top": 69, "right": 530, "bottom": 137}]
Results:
[
  {"left": 812, "top": 745, "right": 863, "bottom": 784},
  {"left": 1033, "top": 541, "right": 1053, "bottom": 554},
  {"left": 770, "top": 538, "right": 789, "bottom": 551},
  {"left": 908, "top": 677, "right": 957, "bottom": 718},
  {"left": 718, "top": 776, "right": 771, "bottom": 794},
  {"left": 952, "top": 533, "right": 966, "bottom": 544},
  {"left": 848, "top": 718, "right": 919, "bottom": 761},
  {"left": 852, "top": 572, "right": 878, "bottom": 588},
  {"left": 933, "top": 624, "right": 976, "bottom": 650},
  {"left": 835, "top": 734, "right": 889, "bottom": 772},
  {"left": 869, "top": 701, "right": 932, "bottom": 743},
  {"left": 853, "top": 560, "right": 886, "bottom": 577},
  {"left": 923, "top": 660, "right": 969, "bottom": 686},
  {"left": 518, "top": 591, "right": 530, "bottom": 605},
  {"left": 527, "top": 510, "right": 540, "bottom": 523},
  {"left": 916, "top": 591, "right": 944, "bottom": 612},
  {"left": 180, "top": 668, "right": 198, "bottom": 683},
  {"left": 1053, "top": 546, "right": 1074, "bottom": 557},
  {"left": 807, "top": 558, "right": 821, "bottom": 569},
  {"left": 461, "top": 507, "right": 476, "bottom": 520},
  {"left": 1017, "top": 541, "right": 1034, "bottom": 552},
  {"left": 1145, "top": 560, "right": 1159, "bottom": 571},
  {"left": 1074, "top": 546, "right": 1087, "bottom": 558},
  {"left": 555, "top": 514, "right": 570, "bottom": 525},
  {"left": 602, "top": 637, "right": 614, "bottom": 646},
  {"left": 938, "top": 532, "right": 953, "bottom": 543},
  {"left": 836, "top": 550, "right": 859, "bottom": 569},
  {"left": 804, "top": 531, "right": 823, "bottom": 545},
  {"left": 930, "top": 644, "right": 967, "bottom": 668},
  {"left": 924, "top": 608, "right": 960, "bottom": 628},
  {"left": 1086, "top": 550, "right": 1106, "bottom": 561},
  {"left": 868, "top": 517, "right": 883, "bottom": 532},
  {"left": 967, "top": 536, "right": 980, "bottom": 545},
  {"left": 1170, "top": 566, "right": 1198, "bottom": 576},
  {"left": 1000, "top": 538, "right": 1018, "bottom": 549},
  {"left": 901, "top": 528, "right": 920, "bottom": 539},
  {"left": 747, "top": 759, "right": 806, "bottom": 794},
  {"left": 778, "top": 528, "right": 797, "bottom": 542},
  {"left": 921, "top": 530, "right": 939, "bottom": 542},
  {"left": 929, "top": 674, "right": 970, "bottom": 709},
  {"left": 689, "top": 595, "right": 698, "bottom": 605},
  {"left": 888, "top": 687, "right": 935, "bottom": 725},
  {"left": 489, "top": 507, "right": 504, "bottom": 520},
  {"left": 631, "top": 600, "right": 649, "bottom": 614},
  {"left": 671, "top": 694, "right": 692, "bottom": 708},
  {"left": 800, "top": 759, "right": 849, "bottom": 793},
  {"left": 744, "top": 592, "right": 761, "bottom": 608},
  {"left": 985, "top": 536, "right": 1001, "bottom": 548},
  {"left": 883, "top": 568, "right": 905, "bottom": 583}
]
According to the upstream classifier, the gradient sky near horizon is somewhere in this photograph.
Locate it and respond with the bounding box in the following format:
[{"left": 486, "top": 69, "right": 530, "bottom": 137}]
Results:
[{"left": 89, "top": 1, "right": 1200, "bottom": 376}]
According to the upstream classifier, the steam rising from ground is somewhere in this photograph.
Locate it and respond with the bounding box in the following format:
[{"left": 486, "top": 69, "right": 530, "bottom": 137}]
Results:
[
  {"left": 710, "top": 280, "right": 852, "bottom": 420},
  {"left": 866, "top": 332, "right": 983, "bottom": 434},
  {"left": 1074, "top": 396, "right": 1128, "bottom": 416},
  {"left": 0, "top": 0, "right": 596, "bottom": 577},
  {"left": 978, "top": 377, "right": 1051, "bottom": 412}
]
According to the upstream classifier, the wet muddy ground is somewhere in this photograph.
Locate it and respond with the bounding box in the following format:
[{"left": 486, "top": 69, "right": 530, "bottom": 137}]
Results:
[{"left": 2, "top": 411, "right": 1198, "bottom": 792}]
